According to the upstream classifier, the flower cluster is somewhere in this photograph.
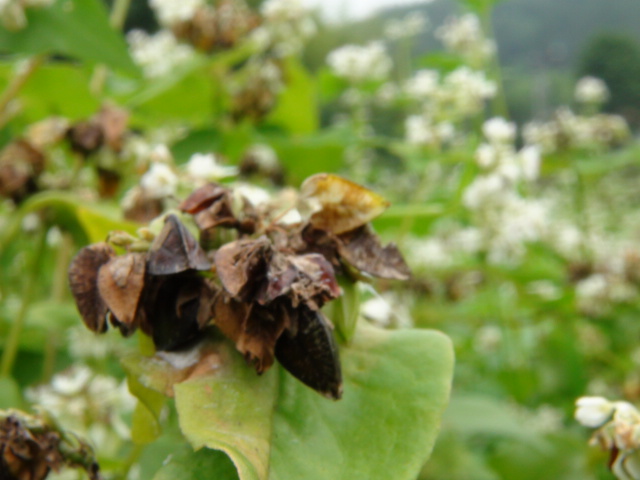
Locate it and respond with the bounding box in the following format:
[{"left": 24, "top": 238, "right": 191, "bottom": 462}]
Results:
[
  {"left": 402, "top": 67, "right": 497, "bottom": 147},
  {"left": 253, "top": 0, "right": 316, "bottom": 57},
  {"left": 68, "top": 174, "right": 410, "bottom": 399},
  {"left": 384, "top": 11, "right": 428, "bottom": 40},
  {"left": 575, "top": 396, "right": 640, "bottom": 479},
  {"left": 523, "top": 107, "right": 629, "bottom": 153},
  {"left": 435, "top": 13, "right": 495, "bottom": 66},
  {"left": 461, "top": 117, "right": 546, "bottom": 263},
  {"left": 575, "top": 76, "right": 610, "bottom": 105},
  {"left": 26, "top": 366, "right": 135, "bottom": 458},
  {"left": 127, "top": 30, "right": 195, "bottom": 78},
  {"left": 327, "top": 42, "right": 393, "bottom": 84}
]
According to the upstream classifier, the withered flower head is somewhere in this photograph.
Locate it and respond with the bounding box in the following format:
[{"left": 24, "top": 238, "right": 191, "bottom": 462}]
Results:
[
  {"left": 69, "top": 174, "right": 410, "bottom": 399},
  {"left": 0, "top": 140, "right": 46, "bottom": 203},
  {"left": 66, "top": 105, "right": 129, "bottom": 157},
  {"left": 171, "top": 0, "right": 260, "bottom": 53},
  {"left": 0, "top": 410, "right": 100, "bottom": 480}
]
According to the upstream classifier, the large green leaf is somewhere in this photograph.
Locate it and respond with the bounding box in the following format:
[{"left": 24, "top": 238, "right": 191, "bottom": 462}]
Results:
[
  {"left": 124, "top": 324, "right": 454, "bottom": 480},
  {"left": 0, "top": 0, "right": 137, "bottom": 73}
]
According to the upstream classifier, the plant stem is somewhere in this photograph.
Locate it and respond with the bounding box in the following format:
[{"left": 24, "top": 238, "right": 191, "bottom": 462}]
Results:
[
  {"left": 1, "top": 229, "right": 47, "bottom": 377},
  {"left": 0, "top": 55, "right": 46, "bottom": 128},
  {"left": 52, "top": 232, "right": 74, "bottom": 302}
]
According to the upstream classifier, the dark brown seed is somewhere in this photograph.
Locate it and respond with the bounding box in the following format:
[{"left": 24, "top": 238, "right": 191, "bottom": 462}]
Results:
[
  {"left": 275, "top": 307, "right": 342, "bottom": 399},
  {"left": 68, "top": 243, "right": 115, "bottom": 333},
  {"left": 147, "top": 214, "right": 211, "bottom": 275}
]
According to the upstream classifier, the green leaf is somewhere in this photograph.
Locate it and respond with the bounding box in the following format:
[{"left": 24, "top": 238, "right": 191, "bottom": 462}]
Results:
[
  {"left": 0, "top": 63, "right": 100, "bottom": 123},
  {"left": 0, "top": 192, "right": 139, "bottom": 254},
  {"left": 268, "top": 130, "right": 348, "bottom": 185},
  {"left": 153, "top": 446, "right": 239, "bottom": 480},
  {"left": 127, "top": 324, "right": 454, "bottom": 480},
  {"left": 0, "top": 376, "right": 22, "bottom": 409},
  {"left": 128, "top": 374, "right": 166, "bottom": 445},
  {"left": 0, "top": 0, "right": 137, "bottom": 74},
  {"left": 266, "top": 59, "right": 318, "bottom": 135},
  {"left": 324, "top": 276, "right": 360, "bottom": 343}
]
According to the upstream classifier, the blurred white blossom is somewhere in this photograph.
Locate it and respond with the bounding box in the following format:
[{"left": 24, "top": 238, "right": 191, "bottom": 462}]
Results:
[
  {"left": 575, "top": 76, "right": 609, "bottom": 104},
  {"left": 327, "top": 42, "right": 392, "bottom": 84},
  {"left": 149, "top": 0, "right": 203, "bottom": 27},
  {"left": 385, "top": 11, "right": 427, "bottom": 40},
  {"left": 127, "top": 30, "right": 194, "bottom": 78},
  {"left": 140, "top": 162, "right": 178, "bottom": 199},
  {"left": 186, "top": 153, "right": 237, "bottom": 181},
  {"left": 436, "top": 13, "right": 495, "bottom": 65}
]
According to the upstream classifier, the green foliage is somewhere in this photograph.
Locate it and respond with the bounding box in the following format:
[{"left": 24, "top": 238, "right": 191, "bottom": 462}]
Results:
[
  {"left": 0, "top": 0, "right": 137, "bottom": 73},
  {"left": 579, "top": 33, "right": 640, "bottom": 124},
  {"left": 123, "top": 325, "right": 453, "bottom": 480}
]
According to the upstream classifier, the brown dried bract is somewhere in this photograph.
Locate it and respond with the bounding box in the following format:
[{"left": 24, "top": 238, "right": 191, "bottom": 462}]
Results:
[
  {"left": 213, "top": 294, "right": 291, "bottom": 374},
  {"left": 97, "top": 253, "right": 146, "bottom": 336},
  {"left": 179, "top": 183, "right": 228, "bottom": 215},
  {"left": 147, "top": 215, "right": 211, "bottom": 275},
  {"left": 214, "top": 237, "right": 272, "bottom": 301},
  {"left": 275, "top": 307, "right": 342, "bottom": 400},
  {"left": 68, "top": 243, "right": 115, "bottom": 333},
  {"left": 337, "top": 225, "right": 411, "bottom": 281},
  {"left": 259, "top": 252, "right": 341, "bottom": 310},
  {"left": 300, "top": 173, "right": 390, "bottom": 235}
]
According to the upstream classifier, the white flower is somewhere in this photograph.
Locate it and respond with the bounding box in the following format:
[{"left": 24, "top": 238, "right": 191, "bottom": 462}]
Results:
[
  {"left": 385, "top": 12, "right": 427, "bottom": 40},
  {"left": 127, "top": 30, "right": 194, "bottom": 78},
  {"left": 405, "top": 115, "right": 454, "bottom": 147},
  {"left": 435, "top": 13, "right": 494, "bottom": 64},
  {"left": 140, "top": 162, "right": 178, "bottom": 199},
  {"left": 518, "top": 145, "right": 541, "bottom": 181},
  {"left": 51, "top": 366, "right": 92, "bottom": 396},
  {"left": 463, "top": 174, "right": 506, "bottom": 209},
  {"left": 361, "top": 296, "right": 393, "bottom": 327},
  {"left": 404, "top": 69, "right": 439, "bottom": 99},
  {"left": 234, "top": 183, "right": 271, "bottom": 207},
  {"left": 575, "top": 76, "right": 609, "bottom": 104},
  {"left": 474, "top": 325, "right": 502, "bottom": 353},
  {"left": 475, "top": 143, "right": 498, "bottom": 169},
  {"left": 149, "top": 0, "right": 203, "bottom": 26},
  {"left": 483, "top": 117, "right": 516, "bottom": 145},
  {"left": 261, "top": 0, "right": 308, "bottom": 22},
  {"left": 442, "top": 67, "right": 497, "bottom": 117},
  {"left": 575, "top": 396, "right": 615, "bottom": 427},
  {"left": 186, "top": 153, "right": 237, "bottom": 181},
  {"left": 327, "top": 42, "right": 392, "bottom": 83}
]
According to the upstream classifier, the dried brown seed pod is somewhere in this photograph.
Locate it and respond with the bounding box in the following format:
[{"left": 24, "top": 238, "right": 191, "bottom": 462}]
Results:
[
  {"left": 147, "top": 214, "right": 211, "bottom": 275},
  {"left": 97, "top": 253, "right": 146, "bottom": 336},
  {"left": 68, "top": 243, "right": 115, "bottom": 333},
  {"left": 0, "top": 139, "right": 45, "bottom": 202},
  {"left": 299, "top": 173, "right": 390, "bottom": 235},
  {"left": 337, "top": 225, "right": 411, "bottom": 281}
]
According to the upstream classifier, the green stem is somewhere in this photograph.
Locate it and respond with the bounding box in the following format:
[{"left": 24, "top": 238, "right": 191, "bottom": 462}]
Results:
[
  {"left": 0, "top": 55, "right": 46, "bottom": 128},
  {"left": 52, "top": 233, "right": 74, "bottom": 302},
  {"left": 1, "top": 229, "right": 47, "bottom": 377}
]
